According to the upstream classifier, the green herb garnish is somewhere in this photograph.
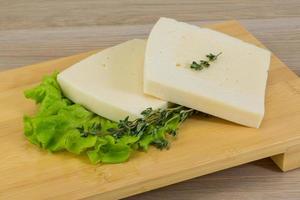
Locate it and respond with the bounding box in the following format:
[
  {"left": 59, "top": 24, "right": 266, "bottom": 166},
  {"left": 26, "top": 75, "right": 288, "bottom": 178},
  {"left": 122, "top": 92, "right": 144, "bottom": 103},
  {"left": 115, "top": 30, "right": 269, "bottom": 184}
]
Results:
[
  {"left": 190, "top": 52, "right": 222, "bottom": 71},
  {"left": 108, "top": 106, "right": 194, "bottom": 139},
  {"left": 23, "top": 72, "right": 196, "bottom": 164}
]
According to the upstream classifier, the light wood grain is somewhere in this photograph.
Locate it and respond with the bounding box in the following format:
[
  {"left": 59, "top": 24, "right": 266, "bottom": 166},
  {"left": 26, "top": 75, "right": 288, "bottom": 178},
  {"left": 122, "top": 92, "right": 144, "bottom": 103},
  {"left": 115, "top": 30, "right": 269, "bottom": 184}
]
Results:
[
  {"left": 127, "top": 158, "right": 300, "bottom": 200},
  {"left": 1, "top": 18, "right": 299, "bottom": 75},
  {"left": 272, "top": 145, "right": 300, "bottom": 172},
  {"left": 1, "top": 1, "right": 300, "bottom": 199},
  {"left": 1, "top": 0, "right": 300, "bottom": 30},
  {"left": 0, "top": 21, "right": 299, "bottom": 200}
]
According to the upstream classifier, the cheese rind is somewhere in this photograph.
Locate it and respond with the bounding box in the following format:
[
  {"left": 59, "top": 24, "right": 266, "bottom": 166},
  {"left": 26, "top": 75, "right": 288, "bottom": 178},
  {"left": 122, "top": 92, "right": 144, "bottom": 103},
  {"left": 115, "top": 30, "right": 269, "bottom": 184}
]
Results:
[
  {"left": 144, "top": 18, "right": 271, "bottom": 128},
  {"left": 58, "top": 39, "right": 167, "bottom": 122}
]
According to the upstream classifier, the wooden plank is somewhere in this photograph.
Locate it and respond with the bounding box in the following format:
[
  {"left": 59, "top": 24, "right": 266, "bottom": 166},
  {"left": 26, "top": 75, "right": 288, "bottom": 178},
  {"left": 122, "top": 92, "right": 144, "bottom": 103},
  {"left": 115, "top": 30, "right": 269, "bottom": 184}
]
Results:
[
  {"left": 1, "top": 18, "right": 300, "bottom": 75},
  {"left": 127, "top": 158, "right": 300, "bottom": 200},
  {"left": 0, "top": 21, "right": 299, "bottom": 200},
  {"left": 1, "top": 1, "right": 300, "bottom": 30},
  {"left": 272, "top": 144, "right": 300, "bottom": 172}
]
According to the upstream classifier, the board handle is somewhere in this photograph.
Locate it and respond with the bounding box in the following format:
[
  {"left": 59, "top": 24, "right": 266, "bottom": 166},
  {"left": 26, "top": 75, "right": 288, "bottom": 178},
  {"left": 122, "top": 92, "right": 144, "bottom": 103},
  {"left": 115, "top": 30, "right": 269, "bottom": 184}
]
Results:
[{"left": 271, "top": 145, "right": 300, "bottom": 172}]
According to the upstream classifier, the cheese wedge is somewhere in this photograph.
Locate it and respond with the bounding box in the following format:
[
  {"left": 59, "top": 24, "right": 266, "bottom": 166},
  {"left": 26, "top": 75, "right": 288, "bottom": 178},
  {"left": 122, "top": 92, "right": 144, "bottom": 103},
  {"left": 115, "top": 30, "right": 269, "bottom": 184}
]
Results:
[
  {"left": 58, "top": 39, "right": 167, "bottom": 122},
  {"left": 144, "top": 18, "right": 271, "bottom": 128}
]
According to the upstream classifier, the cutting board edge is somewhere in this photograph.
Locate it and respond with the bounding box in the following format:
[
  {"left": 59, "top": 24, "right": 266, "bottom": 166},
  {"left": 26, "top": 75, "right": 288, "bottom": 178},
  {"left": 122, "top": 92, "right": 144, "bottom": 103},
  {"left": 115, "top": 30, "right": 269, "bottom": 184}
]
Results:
[
  {"left": 86, "top": 136, "right": 300, "bottom": 200},
  {"left": 1, "top": 20, "right": 300, "bottom": 200}
]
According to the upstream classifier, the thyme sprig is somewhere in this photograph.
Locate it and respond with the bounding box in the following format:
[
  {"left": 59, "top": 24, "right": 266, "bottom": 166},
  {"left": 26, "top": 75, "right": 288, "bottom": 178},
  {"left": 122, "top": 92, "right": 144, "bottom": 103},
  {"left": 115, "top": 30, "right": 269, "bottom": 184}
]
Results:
[
  {"left": 108, "top": 106, "right": 195, "bottom": 139},
  {"left": 79, "top": 123, "right": 102, "bottom": 137},
  {"left": 78, "top": 105, "right": 196, "bottom": 150},
  {"left": 190, "top": 52, "right": 222, "bottom": 71}
]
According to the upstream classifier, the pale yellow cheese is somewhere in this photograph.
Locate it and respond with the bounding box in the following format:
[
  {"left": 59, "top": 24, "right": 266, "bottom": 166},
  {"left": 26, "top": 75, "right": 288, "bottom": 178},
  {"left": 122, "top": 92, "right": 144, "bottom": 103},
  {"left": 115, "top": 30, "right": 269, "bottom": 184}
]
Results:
[
  {"left": 58, "top": 39, "right": 167, "bottom": 122},
  {"left": 144, "top": 18, "right": 271, "bottom": 128}
]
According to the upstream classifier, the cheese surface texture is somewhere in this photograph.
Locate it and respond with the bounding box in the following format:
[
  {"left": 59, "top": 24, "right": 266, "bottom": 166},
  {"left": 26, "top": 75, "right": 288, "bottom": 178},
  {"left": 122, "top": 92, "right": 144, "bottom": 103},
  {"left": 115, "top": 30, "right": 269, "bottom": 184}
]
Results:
[
  {"left": 144, "top": 18, "right": 271, "bottom": 128},
  {"left": 58, "top": 39, "right": 167, "bottom": 122}
]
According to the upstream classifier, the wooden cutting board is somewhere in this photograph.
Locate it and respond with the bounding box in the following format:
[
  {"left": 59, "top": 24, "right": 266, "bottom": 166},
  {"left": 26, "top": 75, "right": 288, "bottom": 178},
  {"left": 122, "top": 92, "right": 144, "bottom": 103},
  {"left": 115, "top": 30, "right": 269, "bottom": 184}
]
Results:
[{"left": 0, "top": 20, "right": 299, "bottom": 200}]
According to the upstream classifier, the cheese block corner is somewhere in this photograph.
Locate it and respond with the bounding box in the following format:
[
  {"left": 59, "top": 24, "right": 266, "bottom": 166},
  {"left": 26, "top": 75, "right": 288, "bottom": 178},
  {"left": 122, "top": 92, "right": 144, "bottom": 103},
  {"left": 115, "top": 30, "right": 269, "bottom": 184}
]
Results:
[
  {"left": 144, "top": 18, "right": 271, "bottom": 128},
  {"left": 58, "top": 39, "right": 168, "bottom": 122}
]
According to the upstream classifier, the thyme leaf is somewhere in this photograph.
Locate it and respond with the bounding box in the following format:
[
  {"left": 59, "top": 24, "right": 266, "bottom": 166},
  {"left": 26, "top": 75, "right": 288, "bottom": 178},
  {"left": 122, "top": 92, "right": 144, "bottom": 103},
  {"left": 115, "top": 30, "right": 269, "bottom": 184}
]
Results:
[{"left": 190, "top": 52, "right": 222, "bottom": 71}]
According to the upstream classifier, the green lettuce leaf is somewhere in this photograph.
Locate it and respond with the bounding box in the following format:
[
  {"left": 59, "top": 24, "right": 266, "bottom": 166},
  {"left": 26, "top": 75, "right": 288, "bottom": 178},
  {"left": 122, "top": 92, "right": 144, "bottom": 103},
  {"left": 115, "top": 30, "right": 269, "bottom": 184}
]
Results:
[
  {"left": 65, "top": 130, "right": 97, "bottom": 154},
  {"left": 87, "top": 136, "right": 131, "bottom": 164},
  {"left": 23, "top": 72, "right": 188, "bottom": 164},
  {"left": 23, "top": 72, "right": 121, "bottom": 162}
]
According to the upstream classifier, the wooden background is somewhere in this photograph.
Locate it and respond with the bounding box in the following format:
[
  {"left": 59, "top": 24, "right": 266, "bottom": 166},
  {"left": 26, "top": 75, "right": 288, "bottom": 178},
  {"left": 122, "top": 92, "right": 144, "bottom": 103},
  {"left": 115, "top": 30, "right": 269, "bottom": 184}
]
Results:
[{"left": 0, "top": 1, "right": 299, "bottom": 199}]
